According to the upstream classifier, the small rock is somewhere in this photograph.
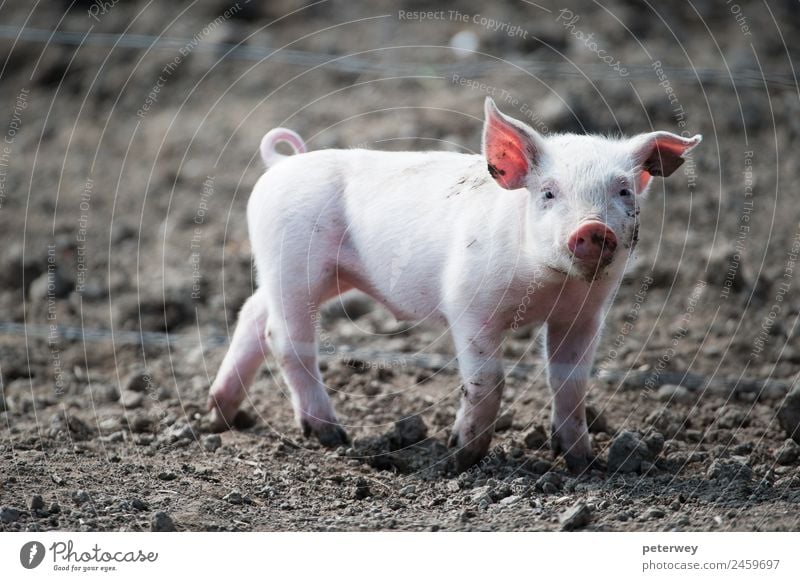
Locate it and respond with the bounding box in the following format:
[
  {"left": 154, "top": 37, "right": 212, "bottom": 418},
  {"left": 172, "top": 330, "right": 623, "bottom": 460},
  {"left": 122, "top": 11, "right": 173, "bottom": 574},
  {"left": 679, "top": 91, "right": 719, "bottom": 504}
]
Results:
[
  {"left": 98, "top": 417, "right": 122, "bottom": 432},
  {"left": 129, "top": 413, "right": 154, "bottom": 433},
  {"left": 48, "top": 502, "right": 60, "bottom": 514},
  {"left": 164, "top": 423, "right": 195, "bottom": 442},
  {"left": 560, "top": 501, "right": 592, "bottom": 531},
  {"left": 526, "top": 458, "right": 553, "bottom": 474},
  {"left": 353, "top": 478, "right": 371, "bottom": 500},
  {"left": 657, "top": 384, "right": 693, "bottom": 404},
  {"left": 706, "top": 458, "right": 753, "bottom": 482},
  {"left": 99, "top": 431, "right": 126, "bottom": 443},
  {"left": 499, "top": 494, "right": 520, "bottom": 506},
  {"left": 223, "top": 490, "right": 244, "bottom": 505},
  {"left": 94, "top": 384, "right": 121, "bottom": 404},
  {"left": 0, "top": 506, "right": 21, "bottom": 523},
  {"left": 119, "top": 391, "right": 144, "bottom": 409},
  {"left": 124, "top": 369, "right": 152, "bottom": 393},
  {"left": 29, "top": 495, "right": 44, "bottom": 511},
  {"left": 523, "top": 425, "right": 548, "bottom": 449},
  {"left": 645, "top": 407, "right": 687, "bottom": 439},
  {"left": 644, "top": 431, "right": 665, "bottom": 457},
  {"left": 774, "top": 439, "right": 800, "bottom": 465},
  {"left": 28, "top": 267, "right": 73, "bottom": 301},
  {"left": 716, "top": 406, "right": 749, "bottom": 429},
  {"left": 49, "top": 413, "right": 93, "bottom": 440},
  {"left": 72, "top": 490, "right": 91, "bottom": 505},
  {"left": 535, "top": 471, "right": 563, "bottom": 492},
  {"left": 130, "top": 498, "right": 148, "bottom": 511},
  {"left": 778, "top": 385, "right": 800, "bottom": 443},
  {"left": 157, "top": 472, "right": 177, "bottom": 481},
  {"left": 494, "top": 411, "right": 514, "bottom": 432},
  {"left": 399, "top": 485, "right": 417, "bottom": 497},
  {"left": 150, "top": 511, "right": 176, "bottom": 532},
  {"left": 607, "top": 431, "right": 653, "bottom": 473},
  {"left": 203, "top": 434, "right": 222, "bottom": 452},
  {"left": 644, "top": 507, "right": 666, "bottom": 519},
  {"left": 471, "top": 485, "right": 492, "bottom": 504},
  {"left": 392, "top": 415, "right": 428, "bottom": 447}
]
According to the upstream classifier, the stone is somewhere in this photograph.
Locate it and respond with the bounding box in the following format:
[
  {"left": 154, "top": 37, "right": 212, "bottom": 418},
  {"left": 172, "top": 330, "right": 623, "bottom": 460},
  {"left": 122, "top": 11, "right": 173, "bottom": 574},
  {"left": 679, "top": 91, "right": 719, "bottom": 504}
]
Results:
[
  {"left": 523, "top": 425, "right": 548, "bottom": 449},
  {"left": 392, "top": 415, "right": 427, "bottom": 447},
  {"left": 560, "top": 502, "right": 592, "bottom": 531},
  {"left": 29, "top": 495, "right": 44, "bottom": 511},
  {"left": 774, "top": 439, "right": 800, "bottom": 465},
  {"left": 0, "top": 506, "right": 21, "bottom": 523},
  {"left": 706, "top": 459, "right": 753, "bottom": 483},
  {"left": 657, "top": 384, "right": 693, "bottom": 404},
  {"left": 778, "top": 386, "right": 800, "bottom": 443},
  {"left": 607, "top": 431, "right": 653, "bottom": 473},
  {"left": 203, "top": 434, "right": 222, "bottom": 452},
  {"left": 150, "top": 511, "right": 176, "bottom": 532}
]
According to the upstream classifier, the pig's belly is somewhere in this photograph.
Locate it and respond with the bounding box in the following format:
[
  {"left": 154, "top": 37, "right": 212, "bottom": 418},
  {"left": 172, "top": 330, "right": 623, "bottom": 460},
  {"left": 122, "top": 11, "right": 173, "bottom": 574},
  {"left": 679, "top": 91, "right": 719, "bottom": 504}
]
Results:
[{"left": 332, "top": 255, "right": 445, "bottom": 324}]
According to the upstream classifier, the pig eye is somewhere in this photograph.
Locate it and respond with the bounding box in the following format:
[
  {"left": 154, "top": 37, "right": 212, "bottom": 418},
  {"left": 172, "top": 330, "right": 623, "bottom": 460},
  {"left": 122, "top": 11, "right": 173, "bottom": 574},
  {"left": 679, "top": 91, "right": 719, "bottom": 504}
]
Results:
[
  {"left": 543, "top": 190, "right": 555, "bottom": 200},
  {"left": 619, "top": 188, "right": 632, "bottom": 197}
]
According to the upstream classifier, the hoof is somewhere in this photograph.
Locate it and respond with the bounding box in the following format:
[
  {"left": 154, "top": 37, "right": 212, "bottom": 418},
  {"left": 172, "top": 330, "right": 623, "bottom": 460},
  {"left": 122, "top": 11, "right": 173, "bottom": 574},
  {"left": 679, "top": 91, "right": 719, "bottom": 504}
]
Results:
[
  {"left": 550, "top": 423, "right": 595, "bottom": 475},
  {"left": 563, "top": 452, "right": 604, "bottom": 476},
  {"left": 302, "top": 419, "right": 350, "bottom": 448},
  {"left": 448, "top": 430, "right": 490, "bottom": 473},
  {"left": 207, "top": 396, "right": 239, "bottom": 432},
  {"left": 453, "top": 446, "right": 485, "bottom": 473}
]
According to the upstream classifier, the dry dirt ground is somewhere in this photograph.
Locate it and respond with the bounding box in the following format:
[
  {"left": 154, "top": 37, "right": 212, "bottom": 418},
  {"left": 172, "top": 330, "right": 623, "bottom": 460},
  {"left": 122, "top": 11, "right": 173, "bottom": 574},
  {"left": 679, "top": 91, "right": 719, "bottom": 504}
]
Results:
[{"left": 2, "top": 0, "right": 800, "bottom": 532}]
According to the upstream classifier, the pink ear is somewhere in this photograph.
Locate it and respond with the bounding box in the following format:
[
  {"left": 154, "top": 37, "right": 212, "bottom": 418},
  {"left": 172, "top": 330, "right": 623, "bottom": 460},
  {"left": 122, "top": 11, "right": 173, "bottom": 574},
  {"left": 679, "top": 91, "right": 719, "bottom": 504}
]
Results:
[
  {"left": 482, "top": 98, "right": 544, "bottom": 190},
  {"left": 631, "top": 132, "right": 702, "bottom": 180}
]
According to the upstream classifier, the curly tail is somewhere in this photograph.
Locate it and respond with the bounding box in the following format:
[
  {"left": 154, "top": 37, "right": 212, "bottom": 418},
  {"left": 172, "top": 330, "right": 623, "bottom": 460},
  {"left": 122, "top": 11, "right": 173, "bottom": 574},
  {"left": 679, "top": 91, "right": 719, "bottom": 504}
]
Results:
[{"left": 259, "top": 128, "right": 307, "bottom": 168}]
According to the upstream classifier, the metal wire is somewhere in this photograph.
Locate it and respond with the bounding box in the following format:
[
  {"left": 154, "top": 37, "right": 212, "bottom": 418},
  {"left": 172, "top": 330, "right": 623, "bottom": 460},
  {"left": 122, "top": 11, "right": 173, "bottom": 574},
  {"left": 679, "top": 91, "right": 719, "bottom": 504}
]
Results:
[{"left": 0, "top": 24, "right": 795, "bottom": 89}]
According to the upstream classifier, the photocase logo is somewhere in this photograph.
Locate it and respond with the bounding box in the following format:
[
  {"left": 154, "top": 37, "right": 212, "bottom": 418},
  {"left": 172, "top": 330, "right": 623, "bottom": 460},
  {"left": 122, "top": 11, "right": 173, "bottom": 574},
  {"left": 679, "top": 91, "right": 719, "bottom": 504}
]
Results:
[{"left": 20, "top": 541, "right": 46, "bottom": 569}]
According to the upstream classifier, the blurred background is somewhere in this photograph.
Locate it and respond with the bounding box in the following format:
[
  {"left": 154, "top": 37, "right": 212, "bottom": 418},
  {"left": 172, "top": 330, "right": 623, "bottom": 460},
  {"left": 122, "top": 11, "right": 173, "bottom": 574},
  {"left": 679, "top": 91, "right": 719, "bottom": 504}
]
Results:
[{"left": 1, "top": 1, "right": 800, "bottom": 532}]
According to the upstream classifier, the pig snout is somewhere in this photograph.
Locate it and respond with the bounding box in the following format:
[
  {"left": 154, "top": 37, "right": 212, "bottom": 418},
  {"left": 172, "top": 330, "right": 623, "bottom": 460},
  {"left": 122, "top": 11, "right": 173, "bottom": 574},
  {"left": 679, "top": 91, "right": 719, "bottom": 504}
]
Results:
[{"left": 567, "top": 221, "right": 618, "bottom": 267}]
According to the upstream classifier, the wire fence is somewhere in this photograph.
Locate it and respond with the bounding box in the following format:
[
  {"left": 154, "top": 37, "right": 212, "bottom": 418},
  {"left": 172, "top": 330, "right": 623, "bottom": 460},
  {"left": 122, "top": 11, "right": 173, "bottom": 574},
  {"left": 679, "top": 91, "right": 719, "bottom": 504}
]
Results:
[{"left": 0, "top": 24, "right": 796, "bottom": 89}]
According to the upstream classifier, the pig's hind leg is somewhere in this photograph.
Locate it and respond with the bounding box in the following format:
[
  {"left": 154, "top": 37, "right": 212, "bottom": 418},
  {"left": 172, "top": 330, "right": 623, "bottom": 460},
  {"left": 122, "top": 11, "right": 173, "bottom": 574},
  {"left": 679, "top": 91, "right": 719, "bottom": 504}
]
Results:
[
  {"left": 207, "top": 290, "right": 270, "bottom": 427},
  {"left": 264, "top": 283, "right": 349, "bottom": 447}
]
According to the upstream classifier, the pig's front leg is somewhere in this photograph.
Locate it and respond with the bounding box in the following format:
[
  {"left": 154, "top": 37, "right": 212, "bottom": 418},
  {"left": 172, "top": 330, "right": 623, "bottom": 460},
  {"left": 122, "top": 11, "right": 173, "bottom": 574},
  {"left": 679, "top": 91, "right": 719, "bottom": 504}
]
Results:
[
  {"left": 545, "top": 318, "right": 600, "bottom": 474},
  {"left": 448, "top": 325, "right": 505, "bottom": 472}
]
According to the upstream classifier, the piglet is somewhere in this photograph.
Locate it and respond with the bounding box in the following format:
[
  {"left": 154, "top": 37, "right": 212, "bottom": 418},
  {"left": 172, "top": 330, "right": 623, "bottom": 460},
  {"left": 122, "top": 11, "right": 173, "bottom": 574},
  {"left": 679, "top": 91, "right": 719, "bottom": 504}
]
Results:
[{"left": 208, "top": 97, "right": 701, "bottom": 472}]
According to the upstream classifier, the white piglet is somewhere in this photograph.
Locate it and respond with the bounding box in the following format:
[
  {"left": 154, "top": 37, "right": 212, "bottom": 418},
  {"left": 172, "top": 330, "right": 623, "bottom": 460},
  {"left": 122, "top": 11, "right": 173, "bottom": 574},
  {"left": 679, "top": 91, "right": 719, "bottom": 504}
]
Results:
[{"left": 208, "top": 97, "right": 701, "bottom": 472}]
